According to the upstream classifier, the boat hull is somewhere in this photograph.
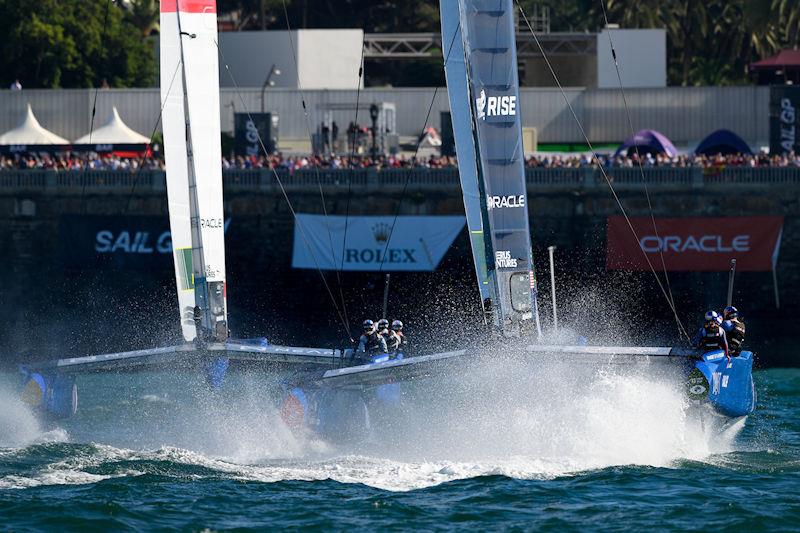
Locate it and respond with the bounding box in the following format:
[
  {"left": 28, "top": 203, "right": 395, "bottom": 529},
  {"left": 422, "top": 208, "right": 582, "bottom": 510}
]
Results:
[
  {"left": 281, "top": 347, "right": 757, "bottom": 439},
  {"left": 693, "top": 349, "right": 756, "bottom": 418}
]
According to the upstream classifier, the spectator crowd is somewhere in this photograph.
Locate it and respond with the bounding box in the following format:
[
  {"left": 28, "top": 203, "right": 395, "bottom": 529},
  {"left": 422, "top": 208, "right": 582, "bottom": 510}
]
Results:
[{"left": 2, "top": 150, "right": 800, "bottom": 172}]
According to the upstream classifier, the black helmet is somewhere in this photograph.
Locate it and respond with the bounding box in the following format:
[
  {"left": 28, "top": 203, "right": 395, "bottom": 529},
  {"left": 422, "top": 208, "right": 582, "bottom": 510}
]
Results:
[
  {"left": 391, "top": 319, "right": 403, "bottom": 331},
  {"left": 377, "top": 319, "right": 389, "bottom": 330},
  {"left": 362, "top": 319, "right": 374, "bottom": 331}
]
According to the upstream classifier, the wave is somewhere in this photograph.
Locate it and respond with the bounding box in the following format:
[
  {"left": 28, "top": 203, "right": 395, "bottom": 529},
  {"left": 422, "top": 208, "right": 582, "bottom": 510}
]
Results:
[{"left": 0, "top": 358, "right": 762, "bottom": 492}]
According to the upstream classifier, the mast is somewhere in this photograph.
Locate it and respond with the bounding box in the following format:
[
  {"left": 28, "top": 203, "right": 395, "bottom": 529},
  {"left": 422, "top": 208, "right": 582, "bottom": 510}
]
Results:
[
  {"left": 160, "top": 0, "right": 228, "bottom": 342},
  {"left": 440, "top": 0, "right": 495, "bottom": 325},
  {"left": 442, "top": 0, "right": 541, "bottom": 337}
]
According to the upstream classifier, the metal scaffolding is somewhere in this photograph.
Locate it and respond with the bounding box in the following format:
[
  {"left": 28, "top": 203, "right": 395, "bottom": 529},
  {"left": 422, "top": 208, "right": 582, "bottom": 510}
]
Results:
[{"left": 363, "top": 32, "right": 595, "bottom": 60}]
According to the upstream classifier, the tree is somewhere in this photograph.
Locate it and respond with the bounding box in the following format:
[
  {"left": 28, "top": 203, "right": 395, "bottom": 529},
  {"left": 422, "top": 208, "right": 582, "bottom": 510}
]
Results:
[
  {"left": 0, "top": 0, "right": 155, "bottom": 88},
  {"left": 125, "top": 0, "right": 160, "bottom": 37},
  {"left": 218, "top": 0, "right": 288, "bottom": 30},
  {"left": 589, "top": 0, "right": 800, "bottom": 85}
]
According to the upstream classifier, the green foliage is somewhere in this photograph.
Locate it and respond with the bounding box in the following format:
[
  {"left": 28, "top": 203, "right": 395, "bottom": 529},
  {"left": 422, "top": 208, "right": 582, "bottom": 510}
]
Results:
[
  {"left": 0, "top": 0, "right": 155, "bottom": 88},
  {"left": 595, "top": 0, "right": 800, "bottom": 85},
  {"left": 222, "top": 0, "right": 800, "bottom": 86},
  {"left": 1, "top": 0, "right": 798, "bottom": 88},
  {"left": 125, "top": 0, "right": 160, "bottom": 37},
  {"left": 230, "top": 0, "right": 441, "bottom": 32},
  {"left": 218, "top": 0, "right": 289, "bottom": 30}
]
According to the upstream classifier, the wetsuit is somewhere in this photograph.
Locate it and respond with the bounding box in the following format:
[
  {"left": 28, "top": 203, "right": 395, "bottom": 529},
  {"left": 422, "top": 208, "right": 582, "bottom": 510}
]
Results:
[
  {"left": 693, "top": 326, "right": 729, "bottom": 359},
  {"left": 722, "top": 317, "right": 745, "bottom": 355}
]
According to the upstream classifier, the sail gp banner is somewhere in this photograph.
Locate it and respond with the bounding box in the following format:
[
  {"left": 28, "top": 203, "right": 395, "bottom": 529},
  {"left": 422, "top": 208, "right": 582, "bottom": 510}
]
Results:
[
  {"left": 606, "top": 216, "right": 784, "bottom": 271},
  {"left": 59, "top": 215, "right": 232, "bottom": 269},
  {"left": 292, "top": 214, "right": 465, "bottom": 271}
]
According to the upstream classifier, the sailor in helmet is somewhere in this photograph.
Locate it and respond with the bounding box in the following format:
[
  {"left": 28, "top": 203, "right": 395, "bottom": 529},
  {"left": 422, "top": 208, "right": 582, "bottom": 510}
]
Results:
[
  {"left": 376, "top": 318, "right": 399, "bottom": 354},
  {"left": 721, "top": 306, "right": 746, "bottom": 356},
  {"left": 356, "top": 319, "right": 387, "bottom": 358},
  {"left": 391, "top": 319, "right": 408, "bottom": 354},
  {"left": 693, "top": 310, "right": 730, "bottom": 361},
  {"left": 376, "top": 318, "right": 390, "bottom": 335}
]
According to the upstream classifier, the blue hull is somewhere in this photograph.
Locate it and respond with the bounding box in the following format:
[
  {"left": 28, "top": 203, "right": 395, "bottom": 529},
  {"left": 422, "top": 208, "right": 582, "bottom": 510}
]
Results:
[
  {"left": 693, "top": 350, "right": 756, "bottom": 418},
  {"left": 282, "top": 349, "right": 757, "bottom": 438}
]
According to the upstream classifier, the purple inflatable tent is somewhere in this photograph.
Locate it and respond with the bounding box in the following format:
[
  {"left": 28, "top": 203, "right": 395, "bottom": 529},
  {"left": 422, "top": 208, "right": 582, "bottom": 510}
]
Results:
[{"left": 614, "top": 129, "right": 678, "bottom": 158}]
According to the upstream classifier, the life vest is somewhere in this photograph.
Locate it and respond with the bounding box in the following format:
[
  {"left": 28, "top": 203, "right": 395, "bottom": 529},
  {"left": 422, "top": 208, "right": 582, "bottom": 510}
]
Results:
[
  {"left": 700, "top": 326, "right": 725, "bottom": 352},
  {"left": 384, "top": 330, "right": 401, "bottom": 352},
  {"left": 723, "top": 318, "right": 745, "bottom": 353},
  {"left": 365, "top": 332, "right": 386, "bottom": 354}
]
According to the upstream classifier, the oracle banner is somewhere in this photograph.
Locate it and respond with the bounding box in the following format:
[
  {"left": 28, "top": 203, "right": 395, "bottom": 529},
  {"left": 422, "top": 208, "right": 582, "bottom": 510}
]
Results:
[{"left": 606, "top": 216, "right": 784, "bottom": 271}]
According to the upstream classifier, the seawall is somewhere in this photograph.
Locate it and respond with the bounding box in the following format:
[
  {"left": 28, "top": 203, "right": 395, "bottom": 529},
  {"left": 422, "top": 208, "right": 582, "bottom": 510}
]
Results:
[{"left": 2, "top": 167, "right": 797, "bottom": 365}]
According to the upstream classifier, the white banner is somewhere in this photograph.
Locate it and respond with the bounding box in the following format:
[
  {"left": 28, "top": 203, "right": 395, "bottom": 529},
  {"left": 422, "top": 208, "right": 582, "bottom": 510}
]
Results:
[{"left": 292, "top": 215, "right": 466, "bottom": 271}]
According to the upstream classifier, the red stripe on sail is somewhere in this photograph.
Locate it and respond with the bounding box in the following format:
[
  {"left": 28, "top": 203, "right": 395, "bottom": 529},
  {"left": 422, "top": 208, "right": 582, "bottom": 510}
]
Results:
[{"left": 160, "top": 0, "right": 217, "bottom": 13}]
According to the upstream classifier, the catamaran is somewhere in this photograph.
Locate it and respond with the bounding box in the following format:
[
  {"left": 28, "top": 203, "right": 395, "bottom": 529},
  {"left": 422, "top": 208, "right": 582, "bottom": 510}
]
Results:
[{"left": 19, "top": 0, "right": 755, "bottom": 436}]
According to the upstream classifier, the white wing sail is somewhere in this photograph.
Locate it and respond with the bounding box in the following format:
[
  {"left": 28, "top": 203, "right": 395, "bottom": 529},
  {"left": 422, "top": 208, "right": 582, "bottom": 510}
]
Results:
[{"left": 160, "top": 0, "right": 228, "bottom": 341}]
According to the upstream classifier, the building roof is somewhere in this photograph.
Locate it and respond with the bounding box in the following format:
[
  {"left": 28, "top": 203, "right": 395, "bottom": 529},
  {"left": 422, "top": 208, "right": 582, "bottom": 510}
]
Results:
[
  {"left": 0, "top": 104, "right": 69, "bottom": 145},
  {"left": 751, "top": 49, "right": 800, "bottom": 70},
  {"left": 74, "top": 107, "right": 150, "bottom": 144}
]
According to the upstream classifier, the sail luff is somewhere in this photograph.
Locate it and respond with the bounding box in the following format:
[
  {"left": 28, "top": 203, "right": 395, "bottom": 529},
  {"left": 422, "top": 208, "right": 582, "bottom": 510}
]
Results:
[{"left": 440, "top": 0, "right": 497, "bottom": 325}]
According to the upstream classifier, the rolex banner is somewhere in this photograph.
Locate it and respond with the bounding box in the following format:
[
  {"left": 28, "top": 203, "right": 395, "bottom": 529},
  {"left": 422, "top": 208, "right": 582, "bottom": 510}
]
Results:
[{"left": 292, "top": 215, "right": 466, "bottom": 271}]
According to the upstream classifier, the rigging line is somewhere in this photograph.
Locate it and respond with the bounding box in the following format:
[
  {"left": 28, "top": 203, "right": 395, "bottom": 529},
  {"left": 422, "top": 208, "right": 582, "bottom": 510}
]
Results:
[
  {"left": 81, "top": 0, "right": 114, "bottom": 214},
  {"left": 339, "top": 42, "right": 366, "bottom": 311},
  {"left": 88, "top": 0, "right": 113, "bottom": 145},
  {"left": 598, "top": 0, "right": 679, "bottom": 315},
  {"left": 280, "top": 0, "right": 350, "bottom": 333},
  {"left": 215, "top": 41, "right": 354, "bottom": 343},
  {"left": 376, "top": 21, "right": 462, "bottom": 275},
  {"left": 515, "top": 1, "right": 691, "bottom": 343},
  {"left": 123, "top": 60, "right": 183, "bottom": 215}
]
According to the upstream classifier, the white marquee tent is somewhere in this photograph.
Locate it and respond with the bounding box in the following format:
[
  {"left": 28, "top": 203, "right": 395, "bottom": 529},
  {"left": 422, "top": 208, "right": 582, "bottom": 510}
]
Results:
[
  {"left": 74, "top": 107, "right": 150, "bottom": 144},
  {"left": 0, "top": 104, "right": 69, "bottom": 145}
]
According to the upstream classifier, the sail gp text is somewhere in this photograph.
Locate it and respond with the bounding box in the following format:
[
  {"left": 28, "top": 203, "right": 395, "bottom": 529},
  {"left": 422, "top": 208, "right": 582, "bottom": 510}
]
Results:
[
  {"left": 495, "top": 250, "right": 518, "bottom": 268},
  {"left": 639, "top": 234, "right": 750, "bottom": 253},
  {"left": 94, "top": 219, "right": 231, "bottom": 254}
]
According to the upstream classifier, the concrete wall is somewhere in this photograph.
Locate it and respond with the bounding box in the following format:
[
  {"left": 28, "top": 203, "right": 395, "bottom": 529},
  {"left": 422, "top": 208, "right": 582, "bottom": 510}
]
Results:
[
  {"left": 217, "top": 30, "right": 363, "bottom": 90},
  {"left": 597, "top": 29, "right": 667, "bottom": 88},
  {"left": 2, "top": 171, "right": 796, "bottom": 365},
  {"left": 0, "top": 86, "right": 770, "bottom": 146},
  {"left": 522, "top": 56, "right": 597, "bottom": 89},
  {"left": 218, "top": 31, "right": 299, "bottom": 89},
  {"left": 296, "top": 30, "right": 364, "bottom": 90}
]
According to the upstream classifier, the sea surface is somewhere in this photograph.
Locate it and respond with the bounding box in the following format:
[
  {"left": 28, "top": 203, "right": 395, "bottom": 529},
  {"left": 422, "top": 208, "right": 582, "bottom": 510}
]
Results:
[{"left": 0, "top": 363, "right": 798, "bottom": 531}]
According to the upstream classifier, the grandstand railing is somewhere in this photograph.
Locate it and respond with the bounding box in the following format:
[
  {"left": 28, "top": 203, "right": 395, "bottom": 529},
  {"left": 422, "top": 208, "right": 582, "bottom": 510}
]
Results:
[{"left": 1, "top": 166, "right": 799, "bottom": 194}]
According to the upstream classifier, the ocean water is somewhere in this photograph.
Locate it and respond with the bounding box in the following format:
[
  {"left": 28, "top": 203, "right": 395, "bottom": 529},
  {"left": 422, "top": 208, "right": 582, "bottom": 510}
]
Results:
[{"left": 0, "top": 363, "right": 798, "bottom": 531}]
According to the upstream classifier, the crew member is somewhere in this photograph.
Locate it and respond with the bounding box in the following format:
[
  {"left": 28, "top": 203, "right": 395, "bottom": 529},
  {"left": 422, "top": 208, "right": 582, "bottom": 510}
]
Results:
[
  {"left": 376, "top": 318, "right": 399, "bottom": 353},
  {"left": 721, "top": 306, "right": 746, "bottom": 356},
  {"left": 391, "top": 320, "right": 408, "bottom": 354},
  {"left": 376, "top": 318, "right": 390, "bottom": 335},
  {"left": 692, "top": 310, "right": 729, "bottom": 361},
  {"left": 356, "top": 319, "right": 387, "bottom": 357}
]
